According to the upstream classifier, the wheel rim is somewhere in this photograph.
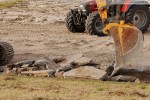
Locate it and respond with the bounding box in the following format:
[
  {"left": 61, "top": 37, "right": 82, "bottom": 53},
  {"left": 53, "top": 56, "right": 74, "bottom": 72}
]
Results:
[
  {"left": 95, "top": 18, "right": 103, "bottom": 32},
  {"left": 133, "top": 10, "right": 147, "bottom": 28}
]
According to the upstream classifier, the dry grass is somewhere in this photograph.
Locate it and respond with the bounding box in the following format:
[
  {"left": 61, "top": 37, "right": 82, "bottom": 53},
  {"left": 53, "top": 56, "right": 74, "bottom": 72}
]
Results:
[
  {"left": 0, "top": 0, "right": 24, "bottom": 8},
  {"left": 0, "top": 75, "right": 149, "bottom": 100}
]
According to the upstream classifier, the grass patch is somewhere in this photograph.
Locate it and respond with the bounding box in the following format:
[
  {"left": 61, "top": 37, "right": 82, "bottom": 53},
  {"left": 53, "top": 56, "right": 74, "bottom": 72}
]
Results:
[
  {"left": 140, "top": 85, "right": 148, "bottom": 90},
  {"left": 0, "top": 75, "right": 149, "bottom": 100},
  {"left": 97, "top": 87, "right": 106, "bottom": 91},
  {"left": 0, "top": 0, "right": 24, "bottom": 8}
]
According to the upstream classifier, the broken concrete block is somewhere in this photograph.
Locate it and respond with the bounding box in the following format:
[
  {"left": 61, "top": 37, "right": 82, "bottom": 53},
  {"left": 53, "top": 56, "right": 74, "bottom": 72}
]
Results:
[
  {"left": 87, "top": 52, "right": 114, "bottom": 70},
  {"left": 53, "top": 57, "right": 66, "bottom": 63},
  {"left": 59, "top": 53, "right": 83, "bottom": 67},
  {"left": 110, "top": 75, "right": 137, "bottom": 82},
  {"left": 72, "top": 57, "right": 92, "bottom": 66},
  {"left": 57, "top": 64, "right": 72, "bottom": 72},
  {"left": 63, "top": 66, "right": 106, "bottom": 80},
  {"left": 36, "top": 59, "right": 59, "bottom": 70},
  {"left": 113, "top": 64, "right": 150, "bottom": 83},
  {"left": 21, "top": 70, "right": 55, "bottom": 77},
  {"left": 17, "top": 68, "right": 28, "bottom": 74},
  {"left": 16, "top": 60, "right": 35, "bottom": 66},
  {"left": 114, "top": 64, "right": 150, "bottom": 76},
  {"left": 28, "top": 67, "right": 39, "bottom": 71},
  {"left": 12, "top": 53, "right": 59, "bottom": 70},
  {"left": 33, "top": 61, "right": 47, "bottom": 70},
  {"left": 33, "top": 60, "right": 47, "bottom": 66},
  {"left": 21, "top": 64, "right": 30, "bottom": 68}
]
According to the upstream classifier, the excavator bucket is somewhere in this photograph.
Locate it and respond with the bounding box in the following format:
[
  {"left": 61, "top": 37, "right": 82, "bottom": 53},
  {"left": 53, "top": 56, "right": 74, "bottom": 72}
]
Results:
[{"left": 103, "top": 22, "right": 144, "bottom": 76}]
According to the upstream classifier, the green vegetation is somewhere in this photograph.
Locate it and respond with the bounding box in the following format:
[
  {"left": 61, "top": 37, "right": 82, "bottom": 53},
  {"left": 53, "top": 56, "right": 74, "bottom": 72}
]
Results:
[
  {"left": 0, "top": 75, "right": 149, "bottom": 100},
  {"left": 0, "top": 0, "right": 24, "bottom": 8}
]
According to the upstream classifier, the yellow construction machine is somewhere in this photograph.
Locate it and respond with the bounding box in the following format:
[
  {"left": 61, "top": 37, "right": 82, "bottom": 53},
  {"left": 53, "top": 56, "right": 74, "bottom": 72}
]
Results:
[{"left": 96, "top": 0, "right": 144, "bottom": 78}]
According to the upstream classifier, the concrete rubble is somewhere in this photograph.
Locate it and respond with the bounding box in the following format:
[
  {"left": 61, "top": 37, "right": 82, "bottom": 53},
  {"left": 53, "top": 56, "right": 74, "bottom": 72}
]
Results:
[{"left": 2, "top": 53, "right": 149, "bottom": 83}]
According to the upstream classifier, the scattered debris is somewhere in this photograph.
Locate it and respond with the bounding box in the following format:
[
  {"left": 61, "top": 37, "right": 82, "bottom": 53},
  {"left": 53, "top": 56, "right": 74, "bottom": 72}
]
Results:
[
  {"left": 21, "top": 70, "right": 55, "bottom": 77},
  {"left": 1, "top": 53, "right": 149, "bottom": 83},
  {"left": 110, "top": 75, "right": 137, "bottom": 82},
  {"left": 113, "top": 64, "right": 150, "bottom": 83}
]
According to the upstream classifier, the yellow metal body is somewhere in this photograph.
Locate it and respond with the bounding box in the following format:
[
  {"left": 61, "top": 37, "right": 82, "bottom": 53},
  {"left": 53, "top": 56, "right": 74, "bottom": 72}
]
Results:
[
  {"left": 95, "top": 0, "right": 144, "bottom": 76},
  {"left": 103, "top": 21, "right": 136, "bottom": 54},
  {"left": 96, "top": 0, "right": 107, "bottom": 22}
]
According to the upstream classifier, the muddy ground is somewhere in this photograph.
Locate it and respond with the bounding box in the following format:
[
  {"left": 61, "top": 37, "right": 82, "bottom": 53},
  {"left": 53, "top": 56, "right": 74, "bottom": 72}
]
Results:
[{"left": 0, "top": 0, "right": 150, "bottom": 70}]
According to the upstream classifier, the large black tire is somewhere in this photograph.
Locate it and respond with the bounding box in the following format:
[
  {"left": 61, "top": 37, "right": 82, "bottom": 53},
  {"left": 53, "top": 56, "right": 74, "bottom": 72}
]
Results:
[
  {"left": 126, "top": 6, "right": 150, "bottom": 33},
  {"left": 86, "top": 11, "right": 105, "bottom": 36},
  {"left": 0, "top": 42, "right": 14, "bottom": 66},
  {"left": 65, "top": 10, "right": 85, "bottom": 33}
]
